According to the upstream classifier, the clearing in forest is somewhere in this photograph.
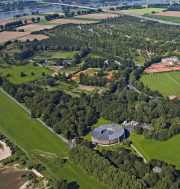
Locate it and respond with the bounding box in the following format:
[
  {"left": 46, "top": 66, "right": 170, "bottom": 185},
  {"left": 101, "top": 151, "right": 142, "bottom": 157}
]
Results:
[
  {"left": 0, "top": 31, "right": 30, "bottom": 43},
  {"left": 0, "top": 62, "right": 53, "bottom": 84},
  {"left": 130, "top": 132, "right": 180, "bottom": 170},
  {"left": 0, "top": 91, "right": 68, "bottom": 155},
  {"left": 140, "top": 71, "right": 180, "bottom": 96}
]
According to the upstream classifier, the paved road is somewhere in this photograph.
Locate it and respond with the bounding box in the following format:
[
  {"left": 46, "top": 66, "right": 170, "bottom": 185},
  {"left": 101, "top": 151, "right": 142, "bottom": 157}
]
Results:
[{"left": 0, "top": 88, "right": 74, "bottom": 148}]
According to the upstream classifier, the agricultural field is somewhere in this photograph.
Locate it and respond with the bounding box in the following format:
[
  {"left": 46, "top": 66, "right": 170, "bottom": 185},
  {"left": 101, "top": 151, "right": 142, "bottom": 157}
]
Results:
[
  {"left": 54, "top": 161, "right": 110, "bottom": 189},
  {"left": 50, "top": 18, "right": 99, "bottom": 24},
  {"left": 121, "top": 8, "right": 166, "bottom": 15},
  {"left": 0, "top": 91, "right": 68, "bottom": 156},
  {"left": 52, "top": 51, "right": 77, "bottom": 59},
  {"left": 153, "top": 11, "right": 180, "bottom": 17},
  {"left": 0, "top": 31, "right": 30, "bottom": 43},
  {"left": 130, "top": 132, "right": 180, "bottom": 170},
  {"left": 140, "top": 71, "right": 180, "bottom": 96},
  {"left": 17, "top": 24, "right": 54, "bottom": 32},
  {"left": 16, "top": 34, "right": 49, "bottom": 42},
  {"left": 75, "top": 13, "right": 118, "bottom": 19},
  {"left": 146, "top": 14, "right": 180, "bottom": 23},
  {"left": 0, "top": 62, "right": 53, "bottom": 84}
]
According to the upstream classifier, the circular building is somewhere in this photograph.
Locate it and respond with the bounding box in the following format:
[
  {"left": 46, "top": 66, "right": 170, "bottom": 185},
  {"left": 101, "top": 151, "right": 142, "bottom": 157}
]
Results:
[{"left": 91, "top": 124, "right": 125, "bottom": 146}]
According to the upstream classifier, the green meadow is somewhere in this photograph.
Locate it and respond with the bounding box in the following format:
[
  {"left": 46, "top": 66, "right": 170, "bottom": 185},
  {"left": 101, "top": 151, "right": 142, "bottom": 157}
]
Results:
[
  {"left": 54, "top": 161, "right": 110, "bottom": 189},
  {"left": 130, "top": 132, "right": 180, "bottom": 170},
  {"left": 140, "top": 71, "right": 180, "bottom": 96},
  {"left": 146, "top": 14, "right": 180, "bottom": 23},
  {"left": 52, "top": 51, "right": 77, "bottom": 59},
  {"left": 0, "top": 91, "right": 68, "bottom": 156},
  {"left": 122, "top": 8, "right": 166, "bottom": 14},
  {"left": 0, "top": 62, "right": 53, "bottom": 84}
]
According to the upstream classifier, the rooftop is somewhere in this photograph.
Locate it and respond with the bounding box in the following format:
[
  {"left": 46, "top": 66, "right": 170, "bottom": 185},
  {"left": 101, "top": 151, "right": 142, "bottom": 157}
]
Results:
[
  {"left": 152, "top": 166, "right": 162, "bottom": 173},
  {"left": 91, "top": 124, "right": 124, "bottom": 141}
]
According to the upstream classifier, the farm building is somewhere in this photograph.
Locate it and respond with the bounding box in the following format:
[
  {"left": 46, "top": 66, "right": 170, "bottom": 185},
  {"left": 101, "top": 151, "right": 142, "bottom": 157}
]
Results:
[{"left": 91, "top": 124, "right": 125, "bottom": 145}]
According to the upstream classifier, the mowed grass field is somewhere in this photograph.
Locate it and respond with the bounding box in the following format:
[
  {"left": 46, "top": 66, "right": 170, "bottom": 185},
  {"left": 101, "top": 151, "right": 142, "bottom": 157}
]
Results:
[
  {"left": 0, "top": 63, "right": 53, "bottom": 84},
  {"left": 54, "top": 161, "right": 110, "bottom": 189},
  {"left": 130, "top": 132, "right": 180, "bottom": 170},
  {"left": 52, "top": 51, "right": 77, "bottom": 59},
  {"left": 0, "top": 91, "right": 68, "bottom": 155},
  {"left": 122, "top": 8, "right": 166, "bottom": 15},
  {"left": 140, "top": 71, "right": 180, "bottom": 96},
  {"left": 146, "top": 14, "right": 180, "bottom": 23}
]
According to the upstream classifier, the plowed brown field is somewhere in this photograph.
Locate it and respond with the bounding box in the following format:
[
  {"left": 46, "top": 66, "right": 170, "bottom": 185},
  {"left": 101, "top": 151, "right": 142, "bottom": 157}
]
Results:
[{"left": 154, "top": 11, "right": 180, "bottom": 17}]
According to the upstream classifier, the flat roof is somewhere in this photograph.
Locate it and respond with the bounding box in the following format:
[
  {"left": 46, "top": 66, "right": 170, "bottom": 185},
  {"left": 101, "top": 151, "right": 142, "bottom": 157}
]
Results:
[{"left": 91, "top": 124, "right": 124, "bottom": 141}]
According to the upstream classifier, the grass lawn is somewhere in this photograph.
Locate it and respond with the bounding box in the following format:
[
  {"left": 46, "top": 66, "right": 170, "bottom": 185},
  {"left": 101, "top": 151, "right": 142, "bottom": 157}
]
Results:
[
  {"left": 52, "top": 51, "right": 77, "bottom": 59},
  {"left": 140, "top": 71, "right": 180, "bottom": 96},
  {"left": 146, "top": 14, "right": 180, "bottom": 23},
  {"left": 130, "top": 132, "right": 180, "bottom": 170},
  {"left": 54, "top": 160, "right": 110, "bottom": 189},
  {"left": 0, "top": 91, "right": 68, "bottom": 156},
  {"left": 133, "top": 55, "right": 149, "bottom": 65},
  {"left": 122, "top": 8, "right": 166, "bottom": 14},
  {"left": 0, "top": 63, "right": 53, "bottom": 84}
]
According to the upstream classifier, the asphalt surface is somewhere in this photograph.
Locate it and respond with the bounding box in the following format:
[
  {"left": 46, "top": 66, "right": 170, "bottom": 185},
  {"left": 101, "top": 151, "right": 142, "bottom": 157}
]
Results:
[{"left": 0, "top": 88, "right": 74, "bottom": 148}]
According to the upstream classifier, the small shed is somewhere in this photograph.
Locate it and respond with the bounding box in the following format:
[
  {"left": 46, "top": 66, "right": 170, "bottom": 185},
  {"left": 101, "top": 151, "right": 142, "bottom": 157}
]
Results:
[{"left": 152, "top": 166, "right": 162, "bottom": 173}]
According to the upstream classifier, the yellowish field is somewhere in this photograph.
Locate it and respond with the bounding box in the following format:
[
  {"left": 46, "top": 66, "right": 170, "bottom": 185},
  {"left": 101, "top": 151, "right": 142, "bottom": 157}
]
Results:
[
  {"left": 0, "top": 31, "right": 30, "bottom": 43},
  {"left": 50, "top": 19, "right": 99, "bottom": 24},
  {"left": 17, "top": 24, "right": 54, "bottom": 32},
  {"left": 75, "top": 13, "right": 118, "bottom": 19},
  {"left": 16, "top": 34, "right": 49, "bottom": 41}
]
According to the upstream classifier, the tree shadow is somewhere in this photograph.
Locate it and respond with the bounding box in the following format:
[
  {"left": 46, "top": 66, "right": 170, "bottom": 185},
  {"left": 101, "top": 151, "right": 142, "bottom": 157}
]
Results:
[
  {"left": 68, "top": 181, "right": 80, "bottom": 189},
  {"left": 124, "top": 128, "right": 130, "bottom": 139}
]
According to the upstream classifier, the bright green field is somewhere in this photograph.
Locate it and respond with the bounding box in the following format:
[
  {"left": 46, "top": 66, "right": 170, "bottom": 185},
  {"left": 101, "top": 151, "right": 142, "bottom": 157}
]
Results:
[
  {"left": 130, "top": 132, "right": 180, "bottom": 170},
  {"left": 122, "top": 8, "right": 166, "bottom": 14},
  {"left": 0, "top": 91, "right": 68, "bottom": 156},
  {"left": 140, "top": 71, "right": 180, "bottom": 96},
  {"left": 52, "top": 51, "right": 77, "bottom": 59},
  {"left": 0, "top": 63, "right": 53, "bottom": 84},
  {"left": 146, "top": 14, "right": 180, "bottom": 23},
  {"left": 54, "top": 161, "right": 110, "bottom": 189}
]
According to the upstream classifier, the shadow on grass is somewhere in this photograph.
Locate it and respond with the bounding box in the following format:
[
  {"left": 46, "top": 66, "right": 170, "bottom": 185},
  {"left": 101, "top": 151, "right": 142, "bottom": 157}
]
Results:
[{"left": 69, "top": 181, "right": 80, "bottom": 189}]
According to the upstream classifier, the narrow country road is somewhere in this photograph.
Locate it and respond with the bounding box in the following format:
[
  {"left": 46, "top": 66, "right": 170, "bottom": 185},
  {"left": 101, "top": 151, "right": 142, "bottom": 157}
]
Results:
[{"left": 0, "top": 88, "right": 74, "bottom": 148}]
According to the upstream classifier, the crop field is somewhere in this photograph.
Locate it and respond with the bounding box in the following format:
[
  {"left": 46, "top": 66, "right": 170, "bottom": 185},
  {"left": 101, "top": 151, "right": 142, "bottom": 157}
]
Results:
[
  {"left": 0, "top": 31, "right": 30, "bottom": 43},
  {"left": 140, "top": 71, "right": 180, "bottom": 96},
  {"left": 75, "top": 13, "right": 118, "bottom": 19},
  {"left": 0, "top": 91, "right": 68, "bottom": 156},
  {"left": 17, "top": 24, "right": 54, "bottom": 32},
  {"left": 154, "top": 11, "right": 180, "bottom": 17},
  {"left": 0, "top": 62, "right": 53, "bottom": 84},
  {"left": 16, "top": 34, "right": 48, "bottom": 41},
  {"left": 54, "top": 161, "right": 110, "bottom": 189},
  {"left": 50, "top": 18, "right": 99, "bottom": 24},
  {"left": 130, "top": 132, "right": 180, "bottom": 170},
  {"left": 146, "top": 14, "right": 180, "bottom": 23},
  {"left": 52, "top": 51, "right": 77, "bottom": 59},
  {"left": 122, "top": 8, "right": 166, "bottom": 15}
]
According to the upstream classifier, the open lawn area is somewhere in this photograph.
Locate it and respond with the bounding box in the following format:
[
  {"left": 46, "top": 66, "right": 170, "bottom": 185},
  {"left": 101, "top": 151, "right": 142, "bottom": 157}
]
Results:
[
  {"left": 0, "top": 62, "right": 53, "bottom": 84},
  {"left": 122, "top": 8, "right": 166, "bottom": 15},
  {"left": 146, "top": 14, "right": 180, "bottom": 23},
  {"left": 140, "top": 71, "right": 180, "bottom": 96},
  {"left": 54, "top": 161, "right": 110, "bottom": 189},
  {"left": 52, "top": 51, "right": 77, "bottom": 59},
  {"left": 0, "top": 91, "right": 68, "bottom": 156},
  {"left": 130, "top": 132, "right": 180, "bottom": 170}
]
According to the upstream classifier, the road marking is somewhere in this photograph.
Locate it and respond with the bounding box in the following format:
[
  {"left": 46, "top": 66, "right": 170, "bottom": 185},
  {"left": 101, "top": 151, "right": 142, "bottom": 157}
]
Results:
[{"left": 165, "top": 73, "right": 180, "bottom": 87}]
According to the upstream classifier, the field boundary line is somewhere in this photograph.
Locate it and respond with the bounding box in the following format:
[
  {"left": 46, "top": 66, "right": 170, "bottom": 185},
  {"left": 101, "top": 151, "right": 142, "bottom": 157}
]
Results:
[
  {"left": 131, "top": 144, "right": 147, "bottom": 163},
  {"left": 165, "top": 73, "right": 180, "bottom": 87}
]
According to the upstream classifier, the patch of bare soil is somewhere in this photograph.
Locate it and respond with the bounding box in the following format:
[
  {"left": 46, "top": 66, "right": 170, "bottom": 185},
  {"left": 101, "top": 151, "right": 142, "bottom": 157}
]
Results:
[
  {"left": 0, "top": 31, "right": 30, "bottom": 43},
  {"left": 79, "top": 85, "right": 95, "bottom": 91},
  {"left": 0, "top": 141, "right": 11, "bottom": 161},
  {"left": 154, "top": 11, "right": 180, "bottom": 17}
]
